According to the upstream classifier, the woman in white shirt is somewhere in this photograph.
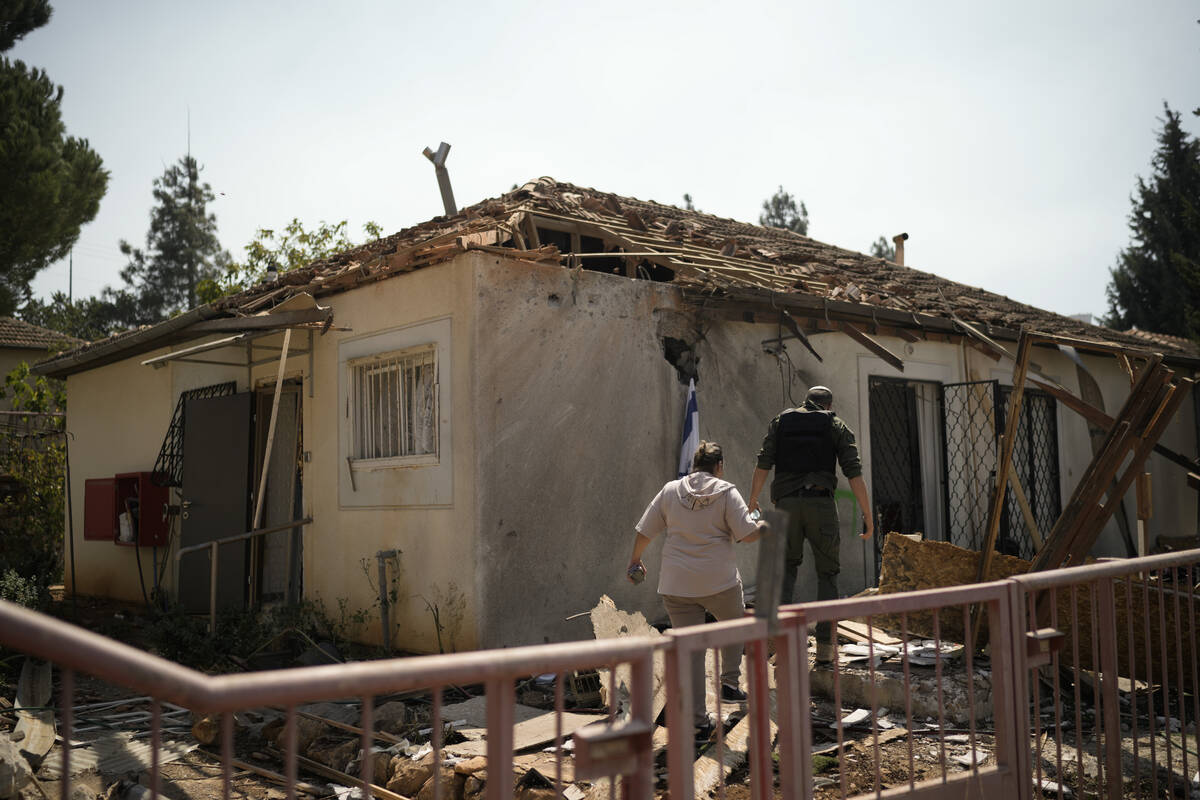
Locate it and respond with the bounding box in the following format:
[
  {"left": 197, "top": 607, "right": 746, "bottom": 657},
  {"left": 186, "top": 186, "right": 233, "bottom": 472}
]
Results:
[{"left": 627, "top": 441, "right": 764, "bottom": 735}]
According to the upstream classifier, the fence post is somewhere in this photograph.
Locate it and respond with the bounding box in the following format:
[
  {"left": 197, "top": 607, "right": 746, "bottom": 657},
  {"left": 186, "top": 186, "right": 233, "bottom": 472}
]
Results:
[
  {"left": 485, "top": 677, "right": 515, "bottom": 800},
  {"left": 992, "top": 581, "right": 1032, "bottom": 800},
  {"left": 746, "top": 632, "right": 772, "bottom": 800},
  {"left": 1096, "top": 577, "right": 1123, "bottom": 800},
  {"left": 664, "top": 634, "right": 694, "bottom": 800},
  {"left": 626, "top": 652, "right": 654, "bottom": 800},
  {"left": 773, "top": 611, "right": 809, "bottom": 800}
]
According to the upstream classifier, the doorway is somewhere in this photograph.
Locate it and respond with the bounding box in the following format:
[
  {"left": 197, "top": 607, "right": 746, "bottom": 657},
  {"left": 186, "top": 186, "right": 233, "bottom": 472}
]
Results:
[
  {"left": 252, "top": 380, "right": 304, "bottom": 605},
  {"left": 867, "top": 376, "right": 945, "bottom": 576}
]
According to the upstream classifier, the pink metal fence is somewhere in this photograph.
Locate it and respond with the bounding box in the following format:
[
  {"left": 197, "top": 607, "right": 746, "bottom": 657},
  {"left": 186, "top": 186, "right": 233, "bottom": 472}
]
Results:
[
  {"left": 1011, "top": 549, "right": 1200, "bottom": 800},
  {"left": 2, "top": 548, "right": 1199, "bottom": 800}
]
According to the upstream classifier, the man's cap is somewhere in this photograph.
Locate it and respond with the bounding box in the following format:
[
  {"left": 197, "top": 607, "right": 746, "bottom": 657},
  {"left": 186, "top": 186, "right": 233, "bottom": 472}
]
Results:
[{"left": 807, "top": 385, "right": 833, "bottom": 405}]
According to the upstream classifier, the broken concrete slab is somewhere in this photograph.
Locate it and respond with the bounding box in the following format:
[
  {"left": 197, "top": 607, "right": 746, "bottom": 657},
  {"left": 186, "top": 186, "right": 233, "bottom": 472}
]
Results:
[
  {"left": 589, "top": 595, "right": 667, "bottom": 724},
  {"left": 809, "top": 661, "right": 992, "bottom": 727},
  {"left": 13, "top": 659, "right": 54, "bottom": 764},
  {"left": 589, "top": 594, "right": 746, "bottom": 725},
  {"left": 0, "top": 733, "right": 32, "bottom": 798}
]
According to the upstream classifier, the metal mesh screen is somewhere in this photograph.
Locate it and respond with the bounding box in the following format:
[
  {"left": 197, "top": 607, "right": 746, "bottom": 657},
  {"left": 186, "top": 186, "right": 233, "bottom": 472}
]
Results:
[
  {"left": 940, "top": 380, "right": 1000, "bottom": 552},
  {"left": 999, "top": 387, "right": 1062, "bottom": 559},
  {"left": 151, "top": 381, "right": 237, "bottom": 487}
]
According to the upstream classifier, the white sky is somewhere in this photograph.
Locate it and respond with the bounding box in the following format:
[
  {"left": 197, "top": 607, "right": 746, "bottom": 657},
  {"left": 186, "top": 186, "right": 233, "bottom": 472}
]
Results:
[{"left": 10, "top": 1, "right": 1200, "bottom": 321}]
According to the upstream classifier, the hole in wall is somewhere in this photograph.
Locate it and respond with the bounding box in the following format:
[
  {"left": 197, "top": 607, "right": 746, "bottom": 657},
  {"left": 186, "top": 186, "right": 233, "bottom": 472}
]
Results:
[{"left": 662, "top": 337, "right": 698, "bottom": 385}]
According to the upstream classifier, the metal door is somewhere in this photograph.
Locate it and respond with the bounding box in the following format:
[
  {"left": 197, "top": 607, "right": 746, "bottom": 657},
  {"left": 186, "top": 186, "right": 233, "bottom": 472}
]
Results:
[
  {"left": 179, "top": 392, "right": 254, "bottom": 613},
  {"left": 940, "top": 380, "right": 1001, "bottom": 552}
]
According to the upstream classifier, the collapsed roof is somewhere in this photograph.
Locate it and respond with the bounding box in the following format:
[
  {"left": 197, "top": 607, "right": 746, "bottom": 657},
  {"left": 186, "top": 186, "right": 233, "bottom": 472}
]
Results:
[{"left": 34, "top": 177, "right": 1198, "bottom": 378}]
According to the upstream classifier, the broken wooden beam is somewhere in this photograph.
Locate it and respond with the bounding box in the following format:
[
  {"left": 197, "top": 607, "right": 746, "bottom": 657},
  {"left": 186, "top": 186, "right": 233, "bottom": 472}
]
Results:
[
  {"left": 839, "top": 321, "right": 904, "bottom": 371},
  {"left": 1030, "top": 377, "right": 1200, "bottom": 474},
  {"left": 780, "top": 309, "right": 823, "bottom": 362}
]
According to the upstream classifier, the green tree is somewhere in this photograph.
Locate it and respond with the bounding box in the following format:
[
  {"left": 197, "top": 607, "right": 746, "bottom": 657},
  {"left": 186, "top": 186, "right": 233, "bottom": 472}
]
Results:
[
  {"left": 20, "top": 290, "right": 133, "bottom": 341},
  {"left": 869, "top": 236, "right": 896, "bottom": 261},
  {"left": 0, "top": 5, "right": 108, "bottom": 316},
  {"left": 759, "top": 186, "right": 808, "bottom": 235},
  {"left": 114, "top": 155, "right": 229, "bottom": 325},
  {"left": 198, "top": 217, "right": 382, "bottom": 303},
  {"left": 0, "top": 361, "right": 64, "bottom": 609},
  {"left": 1105, "top": 105, "right": 1200, "bottom": 337},
  {"left": 0, "top": 0, "right": 51, "bottom": 51}
]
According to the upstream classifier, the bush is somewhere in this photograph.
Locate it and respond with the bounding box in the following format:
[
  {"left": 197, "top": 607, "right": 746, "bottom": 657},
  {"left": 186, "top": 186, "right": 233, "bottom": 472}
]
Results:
[{"left": 0, "top": 363, "right": 66, "bottom": 609}]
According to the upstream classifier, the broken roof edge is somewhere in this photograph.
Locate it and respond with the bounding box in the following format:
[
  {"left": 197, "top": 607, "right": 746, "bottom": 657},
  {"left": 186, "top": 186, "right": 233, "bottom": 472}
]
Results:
[
  {"left": 32, "top": 305, "right": 228, "bottom": 379},
  {"left": 688, "top": 287, "right": 1200, "bottom": 369}
]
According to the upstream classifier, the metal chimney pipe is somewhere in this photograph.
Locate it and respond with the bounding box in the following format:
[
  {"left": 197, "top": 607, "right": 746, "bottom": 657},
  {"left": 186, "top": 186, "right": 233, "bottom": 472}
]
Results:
[
  {"left": 422, "top": 142, "right": 458, "bottom": 216},
  {"left": 892, "top": 232, "right": 909, "bottom": 266}
]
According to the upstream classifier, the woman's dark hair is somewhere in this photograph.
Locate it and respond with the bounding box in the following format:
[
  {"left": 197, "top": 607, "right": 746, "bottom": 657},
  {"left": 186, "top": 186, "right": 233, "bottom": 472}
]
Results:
[{"left": 692, "top": 440, "right": 723, "bottom": 473}]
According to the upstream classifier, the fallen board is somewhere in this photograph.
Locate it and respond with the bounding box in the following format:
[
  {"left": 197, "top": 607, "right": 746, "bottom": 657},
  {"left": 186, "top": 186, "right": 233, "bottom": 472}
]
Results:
[
  {"left": 443, "top": 706, "right": 601, "bottom": 757},
  {"left": 837, "top": 620, "right": 902, "bottom": 647}
]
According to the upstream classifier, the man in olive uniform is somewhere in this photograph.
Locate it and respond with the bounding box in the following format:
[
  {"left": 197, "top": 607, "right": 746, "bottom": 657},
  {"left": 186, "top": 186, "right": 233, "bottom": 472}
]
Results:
[{"left": 747, "top": 385, "right": 873, "bottom": 662}]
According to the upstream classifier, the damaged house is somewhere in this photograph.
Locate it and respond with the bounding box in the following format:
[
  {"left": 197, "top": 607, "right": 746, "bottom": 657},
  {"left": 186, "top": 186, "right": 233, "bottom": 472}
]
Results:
[{"left": 35, "top": 177, "right": 1200, "bottom": 653}]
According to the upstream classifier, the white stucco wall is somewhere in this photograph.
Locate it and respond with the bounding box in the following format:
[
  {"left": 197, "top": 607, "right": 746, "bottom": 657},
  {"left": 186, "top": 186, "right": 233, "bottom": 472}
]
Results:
[
  {"left": 64, "top": 355, "right": 177, "bottom": 601},
  {"left": 287, "top": 258, "right": 478, "bottom": 653}
]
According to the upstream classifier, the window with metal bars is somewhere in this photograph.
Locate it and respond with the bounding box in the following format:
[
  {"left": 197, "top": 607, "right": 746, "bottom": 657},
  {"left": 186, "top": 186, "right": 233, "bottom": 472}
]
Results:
[{"left": 348, "top": 344, "right": 438, "bottom": 464}]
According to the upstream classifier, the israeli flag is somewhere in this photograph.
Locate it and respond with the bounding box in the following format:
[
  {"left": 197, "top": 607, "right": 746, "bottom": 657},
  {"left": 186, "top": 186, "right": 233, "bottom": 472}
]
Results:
[{"left": 677, "top": 379, "right": 699, "bottom": 478}]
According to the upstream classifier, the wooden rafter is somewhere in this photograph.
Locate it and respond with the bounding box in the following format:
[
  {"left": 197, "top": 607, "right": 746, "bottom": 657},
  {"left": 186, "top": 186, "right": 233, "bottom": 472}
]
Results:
[{"left": 839, "top": 321, "right": 905, "bottom": 372}]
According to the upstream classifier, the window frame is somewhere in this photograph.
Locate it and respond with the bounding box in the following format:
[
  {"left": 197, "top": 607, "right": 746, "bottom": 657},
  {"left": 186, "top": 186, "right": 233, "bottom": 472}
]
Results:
[{"left": 347, "top": 342, "right": 440, "bottom": 470}]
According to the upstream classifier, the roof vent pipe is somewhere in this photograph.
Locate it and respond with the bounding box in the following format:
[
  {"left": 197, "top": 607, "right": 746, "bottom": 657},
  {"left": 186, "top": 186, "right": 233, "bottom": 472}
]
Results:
[
  {"left": 892, "top": 232, "right": 909, "bottom": 266},
  {"left": 422, "top": 141, "right": 458, "bottom": 217}
]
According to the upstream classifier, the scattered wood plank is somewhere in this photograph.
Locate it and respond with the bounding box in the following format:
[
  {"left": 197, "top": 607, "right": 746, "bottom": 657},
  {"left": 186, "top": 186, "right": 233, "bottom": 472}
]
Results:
[
  {"left": 290, "top": 708, "right": 407, "bottom": 745},
  {"left": 837, "top": 620, "right": 902, "bottom": 648},
  {"left": 267, "top": 748, "right": 410, "bottom": 800},
  {"left": 199, "top": 749, "right": 328, "bottom": 796}
]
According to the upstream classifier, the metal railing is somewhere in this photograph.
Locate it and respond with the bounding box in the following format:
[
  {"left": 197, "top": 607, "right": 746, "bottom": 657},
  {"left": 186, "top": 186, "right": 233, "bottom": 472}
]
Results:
[
  {"left": 3, "top": 548, "right": 1199, "bottom": 800},
  {"left": 1011, "top": 549, "right": 1200, "bottom": 800},
  {"left": 173, "top": 516, "right": 312, "bottom": 628}
]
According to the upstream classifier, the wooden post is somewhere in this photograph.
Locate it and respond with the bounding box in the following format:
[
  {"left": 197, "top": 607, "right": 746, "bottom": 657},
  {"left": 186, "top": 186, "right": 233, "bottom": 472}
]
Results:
[
  {"left": 978, "top": 331, "right": 1033, "bottom": 581},
  {"left": 209, "top": 540, "right": 218, "bottom": 635},
  {"left": 1136, "top": 472, "right": 1153, "bottom": 557},
  {"left": 252, "top": 328, "right": 293, "bottom": 531}
]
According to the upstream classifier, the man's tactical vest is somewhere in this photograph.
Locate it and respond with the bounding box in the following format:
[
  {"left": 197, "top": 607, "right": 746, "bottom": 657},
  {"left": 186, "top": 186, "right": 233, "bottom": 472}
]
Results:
[{"left": 775, "top": 407, "right": 837, "bottom": 475}]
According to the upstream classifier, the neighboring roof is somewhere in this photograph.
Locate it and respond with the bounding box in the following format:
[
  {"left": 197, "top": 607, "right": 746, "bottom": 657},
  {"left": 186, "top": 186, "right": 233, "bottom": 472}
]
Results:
[
  {"left": 0, "top": 317, "right": 82, "bottom": 351},
  {"left": 35, "top": 177, "right": 1198, "bottom": 378},
  {"left": 1123, "top": 328, "right": 1200, "bottom": 356}
]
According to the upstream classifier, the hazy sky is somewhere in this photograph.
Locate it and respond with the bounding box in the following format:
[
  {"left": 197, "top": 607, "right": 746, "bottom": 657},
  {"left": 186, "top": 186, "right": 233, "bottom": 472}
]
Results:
[{"left": 10, "top": 1, "right": 1200, "bottom": 322}]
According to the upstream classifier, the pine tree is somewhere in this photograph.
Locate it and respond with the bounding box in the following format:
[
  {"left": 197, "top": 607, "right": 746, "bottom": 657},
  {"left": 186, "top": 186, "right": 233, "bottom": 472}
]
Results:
[
  {"left": 1105, "top": 106, "right": 1200, "bottom": 337},
  {"left": 869, "top": 236, "right": 896, "bottom": 261},
  {"left": 759, "top": 186, "right": 809, "bottom": 235},
  {"left": 113, "top": 155, "right": 229, "bottom": 325},
  {"left": 0, "top": 2, "right": 108, "bottom": 315}
]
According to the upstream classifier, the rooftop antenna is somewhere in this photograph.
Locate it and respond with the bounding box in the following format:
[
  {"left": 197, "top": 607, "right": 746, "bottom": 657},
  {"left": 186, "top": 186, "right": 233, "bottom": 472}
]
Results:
[{"left": 422, "top": 142, "right": 457, "bottom": 216}]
